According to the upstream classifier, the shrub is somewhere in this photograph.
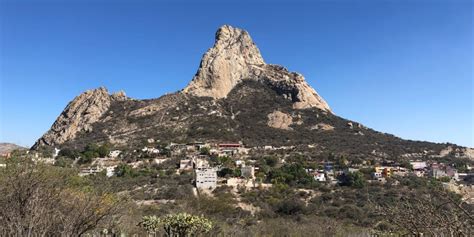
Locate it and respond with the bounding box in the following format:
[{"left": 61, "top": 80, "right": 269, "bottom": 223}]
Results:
[
  {"left": 338, "top": 171, "right": 366, "bottom": 188},
  {"left": 275, "top": 198, "right": 306, "bottom": 215},
  {"left": 140, "top": 213, "right": 213, "bottom": 236}
]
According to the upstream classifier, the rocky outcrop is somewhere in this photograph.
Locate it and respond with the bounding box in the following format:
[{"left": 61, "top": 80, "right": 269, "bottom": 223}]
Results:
[
  {"left": 183, "top": 25, "right": 331, "bottom": 112},
  {"left": 311, "top": 123, "right": 335, "bottom": 131},
  {"left": 267, "top": 110, "right": 293, "bottom": 130},
  {"left": 32, "top": 87, "right": 127, "bottom": 148}
]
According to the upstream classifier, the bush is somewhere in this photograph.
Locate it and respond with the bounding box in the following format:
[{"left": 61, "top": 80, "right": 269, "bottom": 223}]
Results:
[
  {"left": 275, "top": 198, "right": 306, "bottom": 215},
  {"left": 58, "top": 148, "right": 80, "bottom": 159},
  {"left": 268, "top": 163, "right": 314, "bottom": 187},
  {"left": 140, "top": 213, "right": 213, "bottom": 236},
  {"left": 0, "top": 158, "right": 123, "bottom": 236},
  {"left": 338, "top": 171, "right": 366, "bottom": 188},
  {"left": 115, "top": 164, "right": 137, "bottom": 177}
]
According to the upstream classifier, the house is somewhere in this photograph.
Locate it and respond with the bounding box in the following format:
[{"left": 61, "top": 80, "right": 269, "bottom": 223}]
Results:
[
  {"left": 392, "top": 167, "right": 408, "bottom": 177},
  {"left": 179, "top": 159, "right": 193, "bottom": 171},
  {"left": 109, "top": 150, "right": 121, "bottom": 158},
  {"left": 374, "top": 166, "right": 392, "bottom": 177},
  {"left": 105, "top": 166, "right": 117, "bottom": 177},
  {"left": 410, "top": 161, "right": 427, "bottom": 170},
  {"left": 414, "top": 170, "right": 426, "bottom": 177},
  {"left": 323, "top": 162, "right": 334, "bottom": 172},
  {"left": 188, "top": 142, "right": 208, "bottom": 151},
  {"left": 241, "top": 166, "right": 255, "bottom": 179},
  {"left": 235, "top": 160, "right": 244, "bottom": 166},
  {"left": 430, "top": 168, "right": 447, "bottom": 179},
  {"left": 344, "top": 167, "right": 360, "bottom": 174},
  {"left": 372, "top": 171, "right": 382, "bottom": 179},
  {"left": 218, "top": 143, "right": 241, "bottom": 156},
  {"left": 153, "top": 158, "right": 168, "bottom": 165},
  {"left": 142, "top": 147, "right": 160, "bottom": 154},
  {"left": 446, "top": 166, "right": 459, "bottom": 181},
  {"left": 79, "top": 166, "right": 101, "bottom": 176},
  {"left": 313, "top": 172, "right": 326, "bottom": 182},
  {"left": 264, "top": 146, "right": 274, "bottom": 150},
  {"left": 195, "top": 168, "right": 217, "bottom": 189},
  {"left": 79, "top": 165, "right": 116, "bottom": 177},
  {"left": 194, "top": 158, "right": 210, "bottom": 169},
  {"left": 169, "top": 143, "right": 187, "bottom": 155}
]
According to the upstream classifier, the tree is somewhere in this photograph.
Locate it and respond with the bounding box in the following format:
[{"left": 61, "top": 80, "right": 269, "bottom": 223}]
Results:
[
  {"left": 0, "top": 158, "right": 123, "bottom": 236},
  {"left": 264, "top": 156, "right": 278, "bottom": 167},
  {"left": 338, "top": 171, "right": 366, "bottom": 188},
  {"left": 335, "top": 155, "right": 348, "bottom": 169},
  {"left": 114, "top": 164, "right": 136, "bottom": 177},
  {"left": 268, "top": 163, "right": 314, "bottom": 187},
  {"left": 199, "top": 147, "right": 210, "bottom": 156},
  {"left": 140, "top": 213, "right": 213, "bottom": 237},
  {"left": 58, "top": 148, "right": 80, "bottom": 159},
  {"left": 96, "top": 144, "right": 110, "bottom": 158}
]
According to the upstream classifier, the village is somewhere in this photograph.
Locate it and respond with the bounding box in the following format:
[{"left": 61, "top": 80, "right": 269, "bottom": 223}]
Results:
[
  {"left": 15, "top": 140, "right": 464, "bottom": 200},
  {"left": 1, "top": 140, "right": 473, "bottom": 194}
]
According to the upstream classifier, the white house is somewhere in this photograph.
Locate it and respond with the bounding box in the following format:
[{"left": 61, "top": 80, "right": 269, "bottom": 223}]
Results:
[
  {"left": 194, "top": 158, "right": 209, "bottom": 169},
  {"left": 142, "top": 147, "right": 159, "bottom": 154},
  {"left": 410, "top": 161, "right": 427, "bottom": 170},
  {"left": 109, "top": 150, "right": 121, "bottom": 158},
  {"left": 79, "top": 167, "right": 101, "bottom": 176},
  {"left": 195, "top": 168, "right": 217, "bottom": 189},
  {"left": 313, "top": 172, "right": 326, "bottom": 182},
  {"left": 372, "top": 172, "right": 382, "bottom": 179},
  {"left": 235, "top": 160, "right": 244, "bottom": 166},
  {"left": 105, "top": 166, "right": 117, "bottom": 177}
]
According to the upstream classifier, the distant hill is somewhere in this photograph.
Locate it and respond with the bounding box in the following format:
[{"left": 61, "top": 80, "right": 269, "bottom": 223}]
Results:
[{"left": 0, "top": 143, "right": 26, "bottom": 155}]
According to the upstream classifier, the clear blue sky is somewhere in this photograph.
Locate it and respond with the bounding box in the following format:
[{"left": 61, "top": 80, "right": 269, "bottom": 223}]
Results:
[{"left": 0, "top": 0, "right": 472, "bottom": 148}]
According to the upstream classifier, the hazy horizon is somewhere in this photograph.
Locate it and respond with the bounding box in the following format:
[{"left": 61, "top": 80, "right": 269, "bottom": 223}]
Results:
[{"left": 0, "top": 0, "right": 472, "bottom": 147}]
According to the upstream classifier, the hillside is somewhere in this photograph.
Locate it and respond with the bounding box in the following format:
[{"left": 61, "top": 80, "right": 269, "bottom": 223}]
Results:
[{"left": 0, "top": 143, "right": 26, "bottom": 155}]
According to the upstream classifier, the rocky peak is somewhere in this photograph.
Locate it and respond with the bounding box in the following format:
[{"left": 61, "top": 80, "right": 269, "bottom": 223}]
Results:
[
  {"left": 183, "top": 25, "right": 331, "bottom": 112},
  {"left": 32, "top": 87, "right": 127, "bottom": 149},
  {"left": 183, "top": 25, "right": 264, "bottom": 99}
]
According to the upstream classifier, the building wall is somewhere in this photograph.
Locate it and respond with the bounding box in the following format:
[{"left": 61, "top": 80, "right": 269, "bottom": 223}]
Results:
[{"left": 196, "top": 168, "right": 217, "bottom": 189}]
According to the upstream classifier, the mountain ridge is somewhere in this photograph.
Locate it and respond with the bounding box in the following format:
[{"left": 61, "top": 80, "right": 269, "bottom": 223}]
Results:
[{"left": 31, "top": 25, "right": 473, "bottom": 161}]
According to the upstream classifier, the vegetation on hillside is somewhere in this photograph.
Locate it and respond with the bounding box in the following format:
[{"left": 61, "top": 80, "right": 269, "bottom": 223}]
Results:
[{"left": 1, "top": 153, "right": 472, "bottom": 236}]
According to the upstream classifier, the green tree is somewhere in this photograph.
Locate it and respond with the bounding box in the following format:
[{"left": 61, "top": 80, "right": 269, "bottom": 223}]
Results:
[
  {"left": 264, "top": 156, "right": 279, "bottom": 167},
  {"left": 58, "top": 148, "right": 80, "bottom": 159},
  {"left": 96, "top": 145, "right": 110, "bottom": 158},
  {"left": 338, "top": 171, "right": 366, "bottom": 188},
  {"left": 199, "top": 147, "right": 210, "bottom": 156},
  {"left": 268, "top": 163, "right": 313, "bottom": 187},
  {"left": 114, "top": 164, "right": 136, "bottom": 177}
]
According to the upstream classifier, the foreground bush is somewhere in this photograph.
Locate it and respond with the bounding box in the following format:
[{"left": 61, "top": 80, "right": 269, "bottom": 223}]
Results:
[
  {"left": 140, "top": 213, "right": 213, "bottom": 237},
  {"left": 0, "top": 158, "right": 123, "bottom": 236}
]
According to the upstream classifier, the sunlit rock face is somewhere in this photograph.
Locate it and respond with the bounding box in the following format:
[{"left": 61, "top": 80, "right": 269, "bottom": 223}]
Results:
[{"left": 183, "top": 25, "right": 331, "bottom": 112}]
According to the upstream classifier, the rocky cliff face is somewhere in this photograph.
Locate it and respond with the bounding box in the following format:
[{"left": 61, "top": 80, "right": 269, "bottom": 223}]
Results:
[
  {"left": 32, "top": 87, "right": 127, "bottom": 149},
  {"left": 183, "top": 25, "right": 331, "bottom": 111}
]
